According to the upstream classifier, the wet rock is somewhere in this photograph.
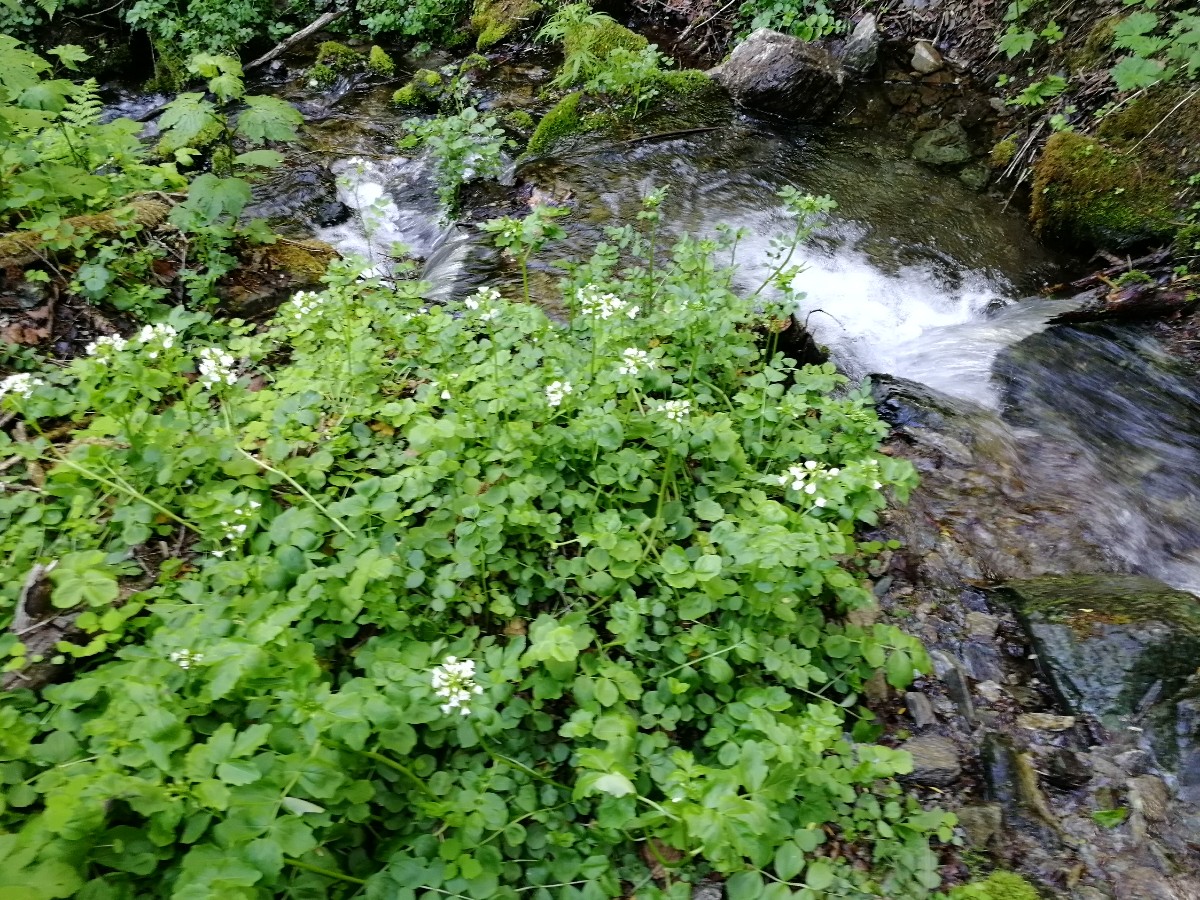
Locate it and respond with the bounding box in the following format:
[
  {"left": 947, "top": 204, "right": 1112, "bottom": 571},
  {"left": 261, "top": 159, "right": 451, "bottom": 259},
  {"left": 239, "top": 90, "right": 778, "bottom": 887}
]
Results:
[
  {"left": 981, "top": 732, "right": 1021, "bottom": 807},
  {"left": 962, "top": 640, "right": 1007, "bottom": 683},
  {"left": 976, "top": 680, "right": 1005, "bottom": 704},
  {"left": 1040, "top": 747, "right": 1093, "bottom": 789},
  {"left": 912, "top": 41, "right": 944, "bottom": 74},
  {"left": 216, "top": 239, "right": 337, "bottom": 319},
  {"left": 1115, "top": 749, "right": 1152, "bottom": 775},
  {"left": 1018, "top": 713, "right": 1077, "bottom": 732},
  {"left": 906, "top": 691, "right": 937, "bottom": 728},
  {"left": 912, "top": 121, "right": 971, "bottom": 168},
  {"left": 691, "top": 881, "right": 722, "bottom": 900},
  {"left": 957, "top": 802, "right": 1003, "bottom": 848},
  {"left": 312, "top": 200, "right": 351, "bottom": 227},
  {"left": 931, "top": 649, "right": 977, "bottom": 722},
  {"left": 901, "top": 734, "right": 962, "bottom": 786},
  {"left": 966, "top": 611, "right": 999, "bottom": 639},
  {"left": 839, "top": 15, "right": 880, "bottom": 77},
  {"left": 709, "top": 28, "right": 845, "bottom": 121},
  {"left": 959, "top": 163, "right": 990, "bottom": 192},
  {"left": 999, "top": 575, "right": 1200, "bottom": 728}
]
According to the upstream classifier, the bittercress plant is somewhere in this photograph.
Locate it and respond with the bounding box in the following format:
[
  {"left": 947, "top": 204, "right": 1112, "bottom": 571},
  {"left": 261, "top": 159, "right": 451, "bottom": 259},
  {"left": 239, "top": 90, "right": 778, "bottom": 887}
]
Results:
[{"left": 0, "top": 192, "right": 953, "bottom": 899}]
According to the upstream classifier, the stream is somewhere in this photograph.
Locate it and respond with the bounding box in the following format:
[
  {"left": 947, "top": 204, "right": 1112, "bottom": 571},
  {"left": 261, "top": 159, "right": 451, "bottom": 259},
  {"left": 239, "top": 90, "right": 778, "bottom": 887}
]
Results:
[{"left": 282, "top": 77, "right": 1200, "bottom": 599}]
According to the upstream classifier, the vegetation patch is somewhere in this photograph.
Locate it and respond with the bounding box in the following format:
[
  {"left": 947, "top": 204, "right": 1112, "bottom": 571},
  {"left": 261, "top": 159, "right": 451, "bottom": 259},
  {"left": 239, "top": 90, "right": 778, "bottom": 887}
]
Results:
[
  {"left": 471, "top": 0, "right": 543, "bottom": 49},
  {"left": 949, "top": 870, "right": 1042, "bottom": 899},
  {"left": 526, "top": 91, "right": 586, "bottom": 155},
  {"left": 1030, "top": 131, "right": 1175, "bottom": 249}
]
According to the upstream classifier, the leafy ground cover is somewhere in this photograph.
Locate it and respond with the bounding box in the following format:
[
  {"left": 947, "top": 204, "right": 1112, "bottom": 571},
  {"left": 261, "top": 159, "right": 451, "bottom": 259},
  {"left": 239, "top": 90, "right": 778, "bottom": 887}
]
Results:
[{"left": 0, "top": 181, "right": 962, "bottom": 897}]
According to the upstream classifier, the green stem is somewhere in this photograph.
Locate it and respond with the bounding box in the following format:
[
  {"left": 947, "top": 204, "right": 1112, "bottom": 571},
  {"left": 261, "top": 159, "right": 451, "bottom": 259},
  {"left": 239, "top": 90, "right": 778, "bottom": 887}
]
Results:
[
  {"left": 285, "top": 859, "right": 366, "bottom": 885},
  {"left": 360, "top": 750, "right": 433, "bottom": 793},
  {"left": 47, "top": 453, "right": 199, "bottom": 532},
  {"left": 234, "top": 446, "right": 355, "bottom": 539}
]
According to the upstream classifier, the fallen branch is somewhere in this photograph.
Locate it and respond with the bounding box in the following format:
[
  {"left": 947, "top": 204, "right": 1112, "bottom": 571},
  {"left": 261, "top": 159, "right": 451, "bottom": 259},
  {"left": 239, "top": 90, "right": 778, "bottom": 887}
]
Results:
[
  {"left": 245, "top": 9, "right": 346, "bottom": 71},
  {"left": 0, "top": 199, "right": 172, "bottom": 269},
  {"left": 1042, "top": 248, "right": 1172, "bottom": 293}
]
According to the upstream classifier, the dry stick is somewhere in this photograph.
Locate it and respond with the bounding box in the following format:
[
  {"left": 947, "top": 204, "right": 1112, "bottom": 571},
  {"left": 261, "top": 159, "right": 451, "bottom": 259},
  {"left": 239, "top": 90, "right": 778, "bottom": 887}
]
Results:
[
  {"left": 245, "top": 9, "right": 347, "bottom": 71},
  {"left": 677, "top": 0, "right": 741, "bottom": 44}
]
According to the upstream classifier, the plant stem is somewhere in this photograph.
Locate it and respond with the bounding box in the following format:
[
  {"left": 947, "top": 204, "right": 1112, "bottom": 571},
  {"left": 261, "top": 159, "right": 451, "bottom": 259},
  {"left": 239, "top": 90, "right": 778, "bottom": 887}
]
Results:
[{"left": 285, "top": 859, "right": 366, "bottom": 885}]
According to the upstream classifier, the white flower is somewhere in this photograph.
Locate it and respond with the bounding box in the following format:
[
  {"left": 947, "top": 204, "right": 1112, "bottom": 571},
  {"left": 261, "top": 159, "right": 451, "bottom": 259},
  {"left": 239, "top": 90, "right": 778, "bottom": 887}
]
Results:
[
  {"left": 479, "top": 308, "right": 500, "bottom": 323},
  {"left": 197, "top": 347, "right": 237, "bottom": 389},
  {"left": 545, "top": 380, "right": 572, "bottom": 408},
  {"left": 137, "top": 323, "right": 177, "bottom": 351},
  {"left": 290, "top": 291, "right": 325, "bottom": 320},
  {"left": 441, "top": 390, "right": 452, "bottom": 400},
  {"left": 617, "top": 347, "right": 657, "bottom": 377},
  {"left": 577, "top": 285, "right": 632, "bottom": 320},
  {"left": 85, "top": 334, "right": 128, "bottom": 361},
  {"left": 169, "top": 649, "right": 203, "bottom": 669},
  {"left": 814, "top": 497, "right": 827, "bottom": 508},
  {"left": 779, "top": 465, "right": 808, "bottom": 492},
  {"left": 0, "top": 373, "right": 44, "bottom": 401},
  {"left": 430, "top": 655, "right": 484, "bottom": 716},
  {"left": 212, "top": 550, "right": 225, "bottom": 558},
  {"left": 653, "top": 399, "right": 691, "bottom": 421},
  {"left": 465, "top": 287, "right": 500, "bottom": 311}
]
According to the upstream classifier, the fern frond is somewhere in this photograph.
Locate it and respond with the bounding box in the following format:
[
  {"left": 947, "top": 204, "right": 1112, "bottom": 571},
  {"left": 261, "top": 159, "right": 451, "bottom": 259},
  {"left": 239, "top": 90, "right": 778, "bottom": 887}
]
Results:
[{"left": 61, "top": 78, "right": 102, "bottom": 129}]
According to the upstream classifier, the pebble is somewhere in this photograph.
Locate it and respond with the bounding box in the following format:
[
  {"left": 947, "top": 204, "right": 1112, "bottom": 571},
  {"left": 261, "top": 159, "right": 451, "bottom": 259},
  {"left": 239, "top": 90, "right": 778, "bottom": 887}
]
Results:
[
  {"left": 901, "top": 734, "right": 962, "bottom": 786},
  {"left": 965, "top": 611, "right": 999, "bottom": 638},
  {"left": 905, "top": 691, "right": 937, "bottom": 728},
  {"left": 1018, "top": 712, "right": 1077, "bottom": 731},
  {"left": 912, "top": 41, "right": 945, "bottom": 75}
]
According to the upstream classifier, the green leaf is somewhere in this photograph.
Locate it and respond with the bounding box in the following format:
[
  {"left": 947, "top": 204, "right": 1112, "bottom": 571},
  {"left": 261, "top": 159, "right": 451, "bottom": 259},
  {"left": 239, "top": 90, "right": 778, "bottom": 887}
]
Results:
[
  {"left": 1092, "top": 807, "right": 1129, "bottom": 827},
  {"left": 805, "top": 858, "right": 834, "bottom": 890},
  {"left": 774, "top": 840, "right": 805, "bottom": 881},
  {"left": 47, "top": 45, "right": 89, "bottom": 70},
  {"left": 660, "top": 546, "right": 690, "bottom": 575},
  {"left": 237, "top": 95, "right": 303, "bottom": 145},
  {"left": 591, "top": 773, "right": 635, "bottom": 797},
  {"left": 281, "top": 797, "right": 325, "bottom": 815},
  {"left": 694, "top": 498, "right": 725, "bottom": 521},
  {"left": 725, "top": 872, "right": 765, "bottom": 900},
  {"left": 886, "top": 649, "right": 914, "bottom": 689},
  {"left": 159, "top": 93, "right": 217, "bottom": 149},
  {"left": 1110, "top": 55, "right": 1167, "bottom": 90}
]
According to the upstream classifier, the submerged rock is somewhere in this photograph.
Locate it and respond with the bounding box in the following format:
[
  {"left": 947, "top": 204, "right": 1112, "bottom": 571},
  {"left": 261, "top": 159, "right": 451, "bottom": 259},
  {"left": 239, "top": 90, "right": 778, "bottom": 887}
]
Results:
[
  {"left": 709, "top": 28, "right": 844, "bottom": 121},
  {"left": 999, "top": 575, "right": 1200, "bottom": 729},
  {"left": 912, "top": 121, "right": 972, "bottom": 168}
]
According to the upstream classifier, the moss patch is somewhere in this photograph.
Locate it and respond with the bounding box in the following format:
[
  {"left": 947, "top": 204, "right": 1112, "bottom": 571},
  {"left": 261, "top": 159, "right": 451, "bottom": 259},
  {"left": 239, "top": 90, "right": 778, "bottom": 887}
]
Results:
[
  {"left": 526, "top": 92, "right": 586, "bottom": 156},
  {"left": 989, "top": 137, "right": 1017, "bottom": 169},
  {"left": 316, "top": 41, "right": 362, "bottom": 73},
  {"left": 564, "top": 15, "right": 646, "bottom": 60},
  {"left": 391, "top": 69, "right": 446, "bottom": 109},
  {"left": 367, "top": 46, "right": 395, "bottom": 77},
  {"left": 472, "top": 0, "right": 542, "bottom": 49},
  {"left": 654, "top": 69, "right": 715, "bottom": 97},
  {"left": 949, "top": 871, "right": 1040, "bottom": 899},
  {"left": 1030, "top": 131, "right": 1174, "bottom": 249}
]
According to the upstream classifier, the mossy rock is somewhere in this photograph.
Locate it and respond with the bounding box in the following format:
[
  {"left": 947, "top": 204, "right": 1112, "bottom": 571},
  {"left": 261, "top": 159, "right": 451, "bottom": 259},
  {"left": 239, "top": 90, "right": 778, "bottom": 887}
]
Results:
[
  {"left": 217, "top": 238, "right": 337, "bottom": 319},
  {"left": 1030, "top": 132, "right": 1174, "bottom": 250},
  {"left": 316, "top": 41, "right": 362, "bottom": 73},
  {"left": 472, "top": 0, "right": 543, "bottom": 50},
  {"left": 367, "top": 45, "right": 395, "bottom": 77},
  {"left": 564, "top": 15, "right": 646, "bottom": 60},
  {"left": 654, "top": 69, "right": 716, "bottom": 97},
  {"left": 526, "top": 92, "right": 585, "bottom": 156},
  {"left": 989, "top": 137, "right": 1017, "bottom": 169},
  {"left": 502, "top": 109, "right": 536, "bottom": 138},
  {"left": 1068, "top": 14, "right": 1122, "bottom": 72},
  {"left": 949, "top": 871, "right": 1040, "bottom": 899},
  {"left": 155, "top": 116, "right": 224, "bottom": 159},
  {"left": 392, "top": 69, "right": 446, "bottom": 109}
]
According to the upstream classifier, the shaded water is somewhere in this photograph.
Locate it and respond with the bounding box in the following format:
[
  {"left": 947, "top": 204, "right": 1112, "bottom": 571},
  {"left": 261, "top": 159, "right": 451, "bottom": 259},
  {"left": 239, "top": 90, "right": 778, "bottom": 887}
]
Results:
[{"left": 286, "top": 83, "right": 1200, "bottom": 591}]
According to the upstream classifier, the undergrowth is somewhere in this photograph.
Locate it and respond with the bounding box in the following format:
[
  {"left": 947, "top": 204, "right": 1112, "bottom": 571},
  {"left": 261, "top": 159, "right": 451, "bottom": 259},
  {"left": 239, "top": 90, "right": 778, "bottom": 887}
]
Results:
[{"left": 0, "top": 187, "right": 958, "bottom": 898}]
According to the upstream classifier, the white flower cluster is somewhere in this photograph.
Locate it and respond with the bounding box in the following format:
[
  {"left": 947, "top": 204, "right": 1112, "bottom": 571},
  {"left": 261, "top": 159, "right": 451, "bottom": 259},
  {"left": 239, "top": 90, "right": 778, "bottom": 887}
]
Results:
[
  {"left": 197, "top": 348, "right": 237, "bottom": 389},
  {"left": 578, "top": 285, "right": 639, "bottom": 321},
  {"left": 211, "top": 500, "right": 262, "bottom": 557},
  {"left": 430, "top": 655, "right": 483, "bottom": 716},
  {"left": 85, "top": 334, "right": 128, "bottom": 362},
  {"left": 465, "top": 287, "right": 502, "bottom": 322},
  {"left": 545, "top": 380, "right": 572, "bottom": 408},
  {"left": 653, "top": 399, "right": 691, "bottom": 421},
  {"left": 862, "top": 458, "right": 884, "bottom": 491},
  {"left": 778, "top": 459, "right": 842, "bottom": 508},
  {"left": 136, "top": 323, "right": 177, "bottom": 359},
  {"left": 0, "top": 373, "right": 44, "bottom": 401},
  {"left": 169, "top": 649, "right": 204, "bottom": 669},
  {"left": 290, "top": 291, "right": 325, "bottom": 321},
  {"left": 617, "top": 347, "right": 657, "bottom": 377}
]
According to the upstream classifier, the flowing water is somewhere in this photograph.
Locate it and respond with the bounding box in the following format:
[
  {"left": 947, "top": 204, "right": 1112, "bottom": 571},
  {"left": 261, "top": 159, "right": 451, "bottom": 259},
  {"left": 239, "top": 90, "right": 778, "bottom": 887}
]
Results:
[{"left": 245, "top": 77, "right": 1200, "bottom": 592}]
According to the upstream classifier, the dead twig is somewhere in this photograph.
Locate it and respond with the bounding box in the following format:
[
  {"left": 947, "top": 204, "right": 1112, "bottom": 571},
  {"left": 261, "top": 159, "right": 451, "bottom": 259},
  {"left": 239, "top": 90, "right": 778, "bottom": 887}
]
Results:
[{"left": 245, "top": 9, "right": 347, "bottom": 71}]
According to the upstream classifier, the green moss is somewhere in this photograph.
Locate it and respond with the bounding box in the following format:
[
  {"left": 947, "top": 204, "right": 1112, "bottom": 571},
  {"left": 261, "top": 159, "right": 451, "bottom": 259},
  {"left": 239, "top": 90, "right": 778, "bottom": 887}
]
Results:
[
  {"left": 146, "top": 48, "right": 189, "bottom": 93},
  {"left": 309, "top": 63, "right": 338, "bottom": 88},
  {"left": 392, "top": 85, "right": 422, "bottom": 107},
  {"left": 989, "top": 137, "right": 1017, "bottom": 169},
  {"left": 564, "top": 16, "right": 646, "bottom": 60},
  {"left": 460, "top": 53, "right": 492, "bottom": 75},
  {"left": 526, "top": 92, "right": 584, "bottom": 156},
  {"left": 503, "top": 109, "right": 535, "bottom": 134},
  {"left": 1068, "top": 15, "right": 1122, "bottom": 72},
  {"left": 472, "top": 0, "right": 542, "bottom": 49},
  {"left": 392, "top": 69, "right": 445, "bottom": 109},
  {"left": 315, "top": 41, "right": 362, "bottom": 73},
  {"left": 654, "top": 69, "right": 714, "bottom": 97},
  {"left": 367, "top": 46, "right": 395, "bottom": 77},
  {"left": 155, "top": 116, "right": 223, "bottom": 159},
  {"left": 1174, "top": 223, "right": 1200, "bottom": 269},
  {"left": 1031, "top": 132, "right": 1174, "bottom": 249},
  {"left": 949, "top": 871, "right": 1041, "bottom": 899}
]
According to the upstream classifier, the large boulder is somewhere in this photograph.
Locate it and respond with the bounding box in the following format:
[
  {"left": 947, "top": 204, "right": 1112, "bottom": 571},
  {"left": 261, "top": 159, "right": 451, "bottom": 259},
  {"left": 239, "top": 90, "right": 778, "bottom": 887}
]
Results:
[
  {"left": 709, "top": 28, "right": 845, "bottom": 121},
  {"left": 839, "top": 14, "right": 880, "bottom": 77}
]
